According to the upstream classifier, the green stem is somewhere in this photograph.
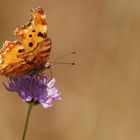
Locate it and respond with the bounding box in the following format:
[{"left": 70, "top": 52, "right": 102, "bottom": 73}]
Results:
[{"left": 21, "top": 103, "right": 33, "bottom": 140}]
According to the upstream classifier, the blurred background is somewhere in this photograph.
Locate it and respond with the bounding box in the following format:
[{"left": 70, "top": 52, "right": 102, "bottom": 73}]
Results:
[{"left": 0, "top": 0, "right": 140, "bottom": 140}]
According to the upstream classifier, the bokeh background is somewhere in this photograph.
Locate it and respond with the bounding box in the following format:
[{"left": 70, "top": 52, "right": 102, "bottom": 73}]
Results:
[{"left": 0, "top": 0, "right": 140, "bottom": 140}]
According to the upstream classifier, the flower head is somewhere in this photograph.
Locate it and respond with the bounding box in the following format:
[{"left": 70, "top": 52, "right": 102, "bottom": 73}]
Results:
[{"left": 4, "top": 75, "right": 61, "bottom": 108}]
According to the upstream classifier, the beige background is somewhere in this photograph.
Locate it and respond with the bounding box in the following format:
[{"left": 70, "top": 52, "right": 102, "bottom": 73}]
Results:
[{"left": 0, "top": 0, "right": 140, "bottom": 140}]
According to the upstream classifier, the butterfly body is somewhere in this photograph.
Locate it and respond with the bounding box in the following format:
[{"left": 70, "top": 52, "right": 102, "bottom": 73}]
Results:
[{"left": 0, "top": 7, "right": 51, "bottom": 77}]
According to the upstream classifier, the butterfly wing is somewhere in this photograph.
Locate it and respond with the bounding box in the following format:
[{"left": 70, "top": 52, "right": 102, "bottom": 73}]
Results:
[
  {"left": 15, "top": 7, "right": 48, "bottom": 52},
  {"left": 1, "top": 38, "right": 51, "bottom": 77},
  {"left": 0, "top": 7, "right": 51, "bottom": 77}
]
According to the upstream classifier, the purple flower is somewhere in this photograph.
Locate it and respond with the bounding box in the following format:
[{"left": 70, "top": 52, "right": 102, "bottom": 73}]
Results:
[{"left": 3, "top": 75, "right": 61, "bottom": 108}]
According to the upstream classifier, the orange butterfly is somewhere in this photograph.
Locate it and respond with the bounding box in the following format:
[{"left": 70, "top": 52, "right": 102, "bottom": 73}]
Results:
[{"left": 0, "top": 7, "right": 52, "bottom": 77}]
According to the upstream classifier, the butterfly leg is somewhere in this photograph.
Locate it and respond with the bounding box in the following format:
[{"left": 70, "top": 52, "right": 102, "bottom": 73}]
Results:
[
  {"left": 36, "top": 66, "right": 53, "bottom": 82},
  {"left": 48, "top": 67, "right": 53, "bottom": 81}
]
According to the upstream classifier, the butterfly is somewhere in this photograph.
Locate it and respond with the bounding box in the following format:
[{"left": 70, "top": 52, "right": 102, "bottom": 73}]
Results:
[{"left": 0, "top": 7, "right": 52, "bottom": 77}]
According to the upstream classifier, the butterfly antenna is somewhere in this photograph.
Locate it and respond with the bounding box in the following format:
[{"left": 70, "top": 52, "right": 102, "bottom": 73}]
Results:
[
  {"left": 50, "top": 62, "right": 76, "bottom": 65},
  {"left": 45, "top": 62, "right": 76, "bottom": 69},
  {"left": 45, "top": 51, "right": 76, "bottom": 69},
  {"left": 54, "top": 51, "right": 76, "bottom": 61}
]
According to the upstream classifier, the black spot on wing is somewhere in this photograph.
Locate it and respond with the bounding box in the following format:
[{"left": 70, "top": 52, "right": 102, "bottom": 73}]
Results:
[
  {"left": 18, "top": 49, "right": 25, "bottom": 53},
  {"left": 29, "top": 34, "right": 32, "bottom": 37},
  {"left": 37, "top": 32, "right": 44, "bottom": 38},
  {"left": 28, "top": 42, "right": 33, "bottom": 47}
]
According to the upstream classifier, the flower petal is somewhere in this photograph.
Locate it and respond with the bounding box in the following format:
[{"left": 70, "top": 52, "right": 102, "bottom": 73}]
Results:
[
  {"left": 47, "top": 87, "right": 60, "bottom": 98},
  {"left": 39, "top": 99, "right": 52, "bottom": 108},
  {"left": 25, "top": 96, "right": 33, "bottom": 101},
  {"left": 4, "top": 75, "right": 61, "bottom": 108},
  {"left": 47, "top": 78, "right": 56, "bottom": 88}
]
